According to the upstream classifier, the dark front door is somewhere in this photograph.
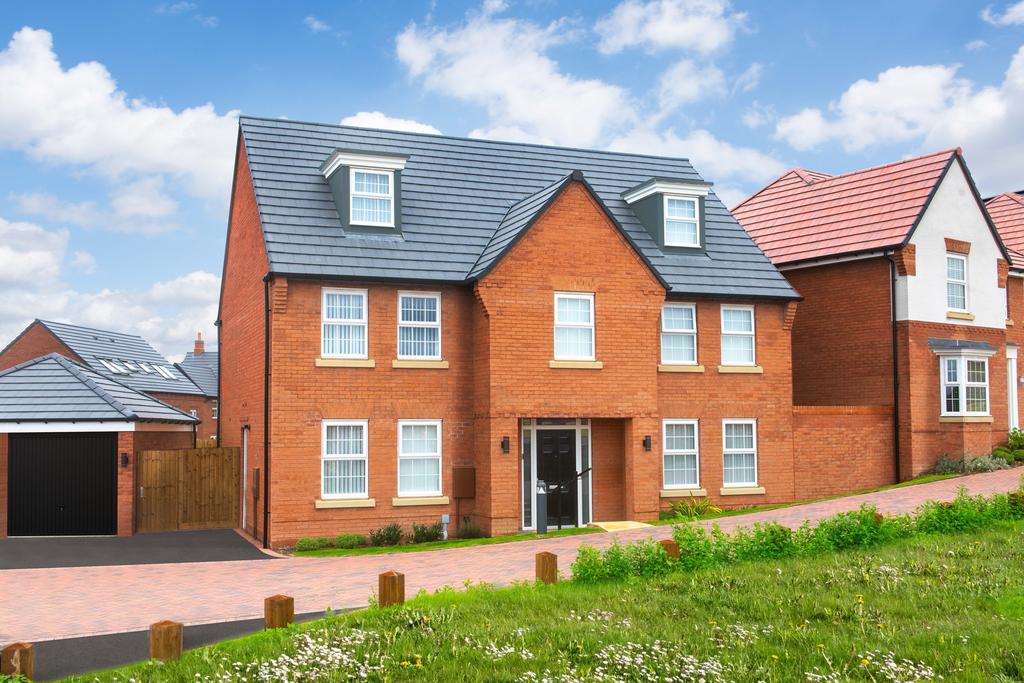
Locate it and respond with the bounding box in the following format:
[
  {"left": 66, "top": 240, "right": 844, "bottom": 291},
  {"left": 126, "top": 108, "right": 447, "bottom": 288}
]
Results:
[
  {"left": 8, "top": 433, "right": 118, "bottom": 536},
  {"left": 538, "top": 429, "right": 577, "bottom": 528}
]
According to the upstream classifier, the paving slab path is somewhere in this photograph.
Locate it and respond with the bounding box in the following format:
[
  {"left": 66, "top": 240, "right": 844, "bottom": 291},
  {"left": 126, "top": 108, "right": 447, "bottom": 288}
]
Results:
[{"left": 2, "top": 468, "right": 1020, "bottom": 644}]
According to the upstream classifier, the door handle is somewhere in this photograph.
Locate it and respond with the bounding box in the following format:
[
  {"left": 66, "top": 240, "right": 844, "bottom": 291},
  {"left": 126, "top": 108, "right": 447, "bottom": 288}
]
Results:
[{"left": 139, "top": 485, "right": 144, "bottom": 499}]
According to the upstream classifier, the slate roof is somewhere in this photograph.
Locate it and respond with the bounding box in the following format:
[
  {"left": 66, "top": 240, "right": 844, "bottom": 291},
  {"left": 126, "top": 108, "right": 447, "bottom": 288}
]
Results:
[
  {"left": 34, "top": 320, "right": 203, "bottom": 396},
  {"left": 239, "top": 116, "right": 797, "bottom": 300},
  {"left": 0, "top": 353, "right": 199, "bottom": 424},
  {"left": 177, "top": 351, "right": 218, "bottom": 397},
  {"left": 986, "top": 192, "right": 1024, "bottom": 268},
  {"left": 732, "top": 150, "right": 958, "bottom": 266}
]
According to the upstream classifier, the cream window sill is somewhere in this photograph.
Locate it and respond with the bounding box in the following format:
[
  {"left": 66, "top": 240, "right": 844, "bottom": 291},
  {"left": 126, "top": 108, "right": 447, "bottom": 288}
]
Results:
[
  {"left": 1007, "top": 319, "right": 1015, "bottom": 327},
  {"left": 717, "top": 365, "right": 764, "bottom": 374},
  {"left": 392, "top": 495, "right": 450, "bottom": 507},
  {"left": 720, "top": 486, "right": 766, "bottom": 496},
  {"left": 947, "top": 311, "right": 976, "bottom": 321},
  {"left": 315, "top": 497, "right": 376, "bottom": 509},
  {"left": 658, "top": 364, "right": 705, "bottom": 373},
  {"left": 392, "top": 359, "right": 449, "bottom": 369},
  {"left": 660, "top": 488, "right": 708, "bottom": 498},
  {"left": 939, "top": 415, "right": 993, "bottom": 423},
  {"left": 549, "top": 360, "right": 603, "bottom": 369},
  {"left": 316, "top": 358, "right": 376, "bottom": 368}
]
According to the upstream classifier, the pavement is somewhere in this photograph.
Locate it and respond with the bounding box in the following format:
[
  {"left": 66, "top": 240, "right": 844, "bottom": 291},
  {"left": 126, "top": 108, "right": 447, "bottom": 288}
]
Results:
[
  {"left": 1, "top": 468, "right": 1020, "bottom": 649},
  {"left": 0, "top": 528, "right": 271, "bottom": 569}
]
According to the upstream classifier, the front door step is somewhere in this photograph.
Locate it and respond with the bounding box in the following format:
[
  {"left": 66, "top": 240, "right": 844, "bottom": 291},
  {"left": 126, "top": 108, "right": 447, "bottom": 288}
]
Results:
[{"left": 588, "top": 521, "right": 652, "bottom": 532}]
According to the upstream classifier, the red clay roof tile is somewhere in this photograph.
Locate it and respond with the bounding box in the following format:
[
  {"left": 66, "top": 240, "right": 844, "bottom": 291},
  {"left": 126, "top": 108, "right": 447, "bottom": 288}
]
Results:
[{"left": 986, "top": 192, "right": 1024, "bottom": 267}]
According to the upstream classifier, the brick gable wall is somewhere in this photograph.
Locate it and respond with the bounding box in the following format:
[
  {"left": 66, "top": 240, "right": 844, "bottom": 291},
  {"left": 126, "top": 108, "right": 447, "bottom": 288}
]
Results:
[
  {"left": 145, "top": 393, "right": 214, "bottom": 441},
  {"left": 0, "top": 322, "right": 83, "bottom": 371}
]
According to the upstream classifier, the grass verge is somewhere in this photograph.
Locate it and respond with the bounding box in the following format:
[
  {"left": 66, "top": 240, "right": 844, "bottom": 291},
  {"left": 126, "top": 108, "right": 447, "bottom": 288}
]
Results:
[{"left": 293, "top": 526, "right": 598, "bottom": 557}]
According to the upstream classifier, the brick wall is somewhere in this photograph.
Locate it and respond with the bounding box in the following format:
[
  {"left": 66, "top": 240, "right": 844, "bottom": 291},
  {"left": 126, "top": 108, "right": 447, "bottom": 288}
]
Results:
[
  {"left": 0, "top": 322, "right": 82, "bottom": 370},
  {"left": 792, "top": 406, "right": 896, "bottom": 499},
  {"left": 218, "top": 137, "right": 270, "bottom": 542},
  {"left": 783, "top": 258, "right": 895, "bottom": 405},
  {"left": 591, "top": 419, "right": 625, "bottom": 522},
  {"left": 116, "top": 432, "right": 134, "bottom": 536},
  {"left": 149, "top": 392, "right": 214, "bottom": 441},
  {"left": 0, "top": 433, "right": 6, "bottom": 538}
]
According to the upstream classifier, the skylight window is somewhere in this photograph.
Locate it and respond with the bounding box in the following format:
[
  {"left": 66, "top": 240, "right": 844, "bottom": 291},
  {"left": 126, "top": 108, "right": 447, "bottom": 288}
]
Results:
[
  {"left": 98, "top": 358, "right": 129, "bottom": 374},
  {"left": 122, "top": 360, "right": 139, "bottom": 372},
  {"left": 155, "top": 365, "right": 177, "bottom": 379},
  {"left": 138, "top": 362, "right": 154, "bottom": 373}
]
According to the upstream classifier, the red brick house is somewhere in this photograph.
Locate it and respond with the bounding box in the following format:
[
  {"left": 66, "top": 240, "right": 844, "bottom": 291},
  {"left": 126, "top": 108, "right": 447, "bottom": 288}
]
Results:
[
  {"left": 220, "top": 117, "right": 802, "bottom": 547},
  {"left": 0, "top": 320, "right": 217, "bottom": 441},
  {"left": 986, "top": 190, "right": 1024, "bottom": 432},
  {"left": 734, "top": 149, "right": 1015, "bottom": 479}
]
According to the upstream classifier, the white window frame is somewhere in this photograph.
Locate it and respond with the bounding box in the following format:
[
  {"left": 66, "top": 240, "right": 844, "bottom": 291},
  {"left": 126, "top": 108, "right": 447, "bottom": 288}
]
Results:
[
  {"left": 946, "top": 253, "right": 969, "bottom": 313},
  {"left": 720, "top": 305, "right": 756, "bottom": 366},
  {"left": 397, "top": 419, "right": 443, "bottom": 497},
  {"left": 553, "top": 292, "right": 596, "bottom": 361},
  {"left": 189, "top": 409, "right": 198, "bottom": 418},
  {"left": 211, "top": 399, "right": 218, "bottom": 420},
  {"left": 321, "top": 419, "right": 369, "bottom": 500},
  {"left": 321, "top": 287, "right": 368, "bottom": 359},
  {"left": 722, "top": 419, "right": 758, "bottom": 488},
  {"left": 397, "top": 291, "right": 442, "bottom": 360},
  {"left": 663, "top": 194, "right": 701, "bottom": 248},
  {"left": 939, "top": 355, "right": 990, "bottom": 417},
  {"left": 662, "top": 419, "right": 700, "bottom": 489},
  {"left": 661, "top": 303, "right": 698, "bottom": 365},
  {"left": 349, "top": 167, "right": 395, "bottom": 228}
]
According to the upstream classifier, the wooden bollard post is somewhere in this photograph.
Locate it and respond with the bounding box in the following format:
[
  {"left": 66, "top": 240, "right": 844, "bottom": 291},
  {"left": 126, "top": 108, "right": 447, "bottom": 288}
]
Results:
[
  {"left": 149, "top": 620, "right": 183, "bottom": 662},
  {"left": 378, "top": 570, "right": 405, "bottom": 607},
  {"left": 658, "top": 539, "right": 680, "bottom": 560},
  {"left": 536, "top": 551, "right": 558, "bottom": 584},
  {"left": 1, "top": 642, "right": 34, "bottom": 679},
  {"left": 265, "top": 594, "right": 295, "bottom": 629}
]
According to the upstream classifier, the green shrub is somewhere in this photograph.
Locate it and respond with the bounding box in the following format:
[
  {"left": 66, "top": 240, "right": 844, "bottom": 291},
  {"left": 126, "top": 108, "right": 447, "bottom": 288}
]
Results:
[
  {"left": 570, "top": 539, "right": 672, "bottom": 582},
  {"left": 934, "top": 456, "right": 965, "bottom": 474},
  {"left": 992, "top": 447, "right": 1015, "bottom": 465},
  {"left": 369, "top": 523, "right": 403, "bottom": 546},
  {"left": 1013, "top": 449, "right": 1024, "bottom": 463},
  {"left": 966, "top": 454, "right": 1011, "bottom": 473},
  {"left": 732, "top": 521, "right": 797, "bottom": 561},
  {"left": 411, "top": 522, "right": 444, "bottom": 543},
  {"left": 457, "top": 520, "right": 485, "bottom": 539},
  {"left": 333, "top": 533, "right": 365, "bottom": 549},
  {"left": 669, "top": 497, "right": 722, "bottom": 520},
  {"left": 808, "top": 505, "right": 901, "bottom": 552},
  {"left": 671, "top": 523, "right": 731, "bottom": 570},
  {"left": 915, "top": 488, "right": 1012, "bottom": 533},
  {"left": 1009, "top": 428, "right": 1024, "bottom": 450},
  {"left": 295, "top": 536, "right": 332, "bottom": 551}
]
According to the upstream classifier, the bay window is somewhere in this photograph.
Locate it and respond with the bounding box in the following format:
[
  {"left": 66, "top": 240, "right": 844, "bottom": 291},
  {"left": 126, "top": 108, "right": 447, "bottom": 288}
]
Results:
[{"left": 940, "top": 356, "right": 989, "bottom": 416}]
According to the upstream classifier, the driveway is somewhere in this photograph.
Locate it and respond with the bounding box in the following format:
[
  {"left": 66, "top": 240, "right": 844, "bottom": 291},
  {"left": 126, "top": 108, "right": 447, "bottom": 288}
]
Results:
[
  {"left": 0, "top": 528, "right": 272, "bottom": 569},
  {"left": 1, "top": 468, "right": 1019, "bottom": 645}
]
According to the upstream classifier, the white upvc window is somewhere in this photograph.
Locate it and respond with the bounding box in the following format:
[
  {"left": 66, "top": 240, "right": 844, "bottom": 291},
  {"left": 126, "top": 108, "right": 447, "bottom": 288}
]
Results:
[
  {"left": 322, "top": 288, "right": 368, "bottom": 359},
  {"left": 940, "top": 356, "right": 990, "bottom": 416},
  {"left": 946, "top": 253, "right": 968, "bottom": 312},
  {"left": 661, "top": 303, "right": 697, "bottom": 364},
  {"left": 554, "top": 292, "right": 595, "bottom": 361},
  {"left": 211, "top": 400, "right": 218, "bottom": 420},
  {"left": 721, "top": 305, "right": 756, "bottom": 365},
  {"left": 664, "top": 195, "right": 700, "bottom": 247},
  {"left": 663, "top": 419, "right": 700, "bottom": 488},
  {"left": 722, "top": 419, "right": 758, "bottom": 487},
  {"left": 189, "top": 409, "right": 198, "bottom": 418},
  {"left": 398, "top": 419, "right": 442, "bottom": 496},
  {"left": 398, "top": 292, "right": 441, "bottom": 360},
  {"left": 322, "top": 419, "right": 368, "bottom": 499},
  {"left": 350, "top": 168, "right": 394, "bottom": 227}
]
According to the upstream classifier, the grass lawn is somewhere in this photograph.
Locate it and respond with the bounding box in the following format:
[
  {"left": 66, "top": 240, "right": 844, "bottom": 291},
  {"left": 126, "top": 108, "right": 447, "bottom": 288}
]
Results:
[
  {"left": 74, "top": 520, "right": 1024, "bottom": 682},
  {"left": 293, "top": 526, "right": 598, "bottom": 557}
]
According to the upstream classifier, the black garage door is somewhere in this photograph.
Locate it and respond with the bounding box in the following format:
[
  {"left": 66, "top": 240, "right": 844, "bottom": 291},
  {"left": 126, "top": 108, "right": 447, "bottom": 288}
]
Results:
[{"left": 8, "top": 432, "right": 118, "bottom": 536}]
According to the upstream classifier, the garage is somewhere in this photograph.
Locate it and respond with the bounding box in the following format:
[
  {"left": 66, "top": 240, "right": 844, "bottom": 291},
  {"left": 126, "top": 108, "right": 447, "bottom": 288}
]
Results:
[
  {"left": 0, "top": 353, "right": 198, "bottom": 538},
  {"left": 8, "top": 433, "right": 118, "bottom": 536}
]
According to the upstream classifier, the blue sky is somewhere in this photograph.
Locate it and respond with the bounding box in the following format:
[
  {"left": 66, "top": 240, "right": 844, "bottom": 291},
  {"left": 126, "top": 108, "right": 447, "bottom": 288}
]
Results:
[{"left": 1, "top": 0, "right": 1022, "bottom": 358}]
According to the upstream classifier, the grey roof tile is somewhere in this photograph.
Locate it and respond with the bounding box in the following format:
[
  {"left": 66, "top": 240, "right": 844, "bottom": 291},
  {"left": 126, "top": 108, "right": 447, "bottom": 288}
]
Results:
[
  {"left": 177, "top": 352, "right": 218, "bottom": 397},
  {"left": 239, "top": 117, "right": 797, "bottom": 300}
]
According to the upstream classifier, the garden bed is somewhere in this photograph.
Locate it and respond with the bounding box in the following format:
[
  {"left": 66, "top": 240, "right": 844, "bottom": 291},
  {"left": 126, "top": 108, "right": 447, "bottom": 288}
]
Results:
[{"left": 291, "top": 526, "right": 599, "bottom": 557}]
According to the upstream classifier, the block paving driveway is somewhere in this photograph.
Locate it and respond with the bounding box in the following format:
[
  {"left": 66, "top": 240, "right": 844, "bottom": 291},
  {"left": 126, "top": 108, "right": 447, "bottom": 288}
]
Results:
[{"left": 2, "top": 468, "right": 1020, "bottom": 644}]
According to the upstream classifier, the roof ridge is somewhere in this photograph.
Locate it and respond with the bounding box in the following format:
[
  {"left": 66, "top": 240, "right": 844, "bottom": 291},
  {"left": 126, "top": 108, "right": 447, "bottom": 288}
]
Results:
[
  {"left": 38, "top": 319, "right": 148, "bottom": 343},
  {"left": 50, "top": 354, "right": 137, "bottom": 419},
  {"left": 792, "top": 168, "right": 829, "bottom": 184},
  {"left": 800, "top": 148, "right": 958, "bottom": 186}
]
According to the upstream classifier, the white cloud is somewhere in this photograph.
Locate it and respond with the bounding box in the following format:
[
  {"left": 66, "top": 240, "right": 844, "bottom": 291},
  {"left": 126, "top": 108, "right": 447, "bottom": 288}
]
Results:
[
  {"left": 654, "top": 60, "right": 726, "bottom": 118},
  {"left": 304, "top": 16, "right": 331, "bottom": 33},
  {"left": 741, "top": 101, "right": 775, "bottom": 129},
  {"left": 340, "top": 111, "right": 441, "bottom": 134},
  {"left": 966, "top": 39, "right": 989, "bottom": 51},
  {"left": 0, "top": 27, "right": 238, "bottom": 205},
  {"left": 396, "top": 4, "right": 634, "bottom": 147},
  {"left": 594, "top": 0, "right": 746, "bottom": 56},
  {"left": 155, "top": 2, "right": 218, "bottom": 28},
  {"left": 11, "top": 192, "right": 104, "bottom": 228},
  {"left": 982, "top": 2, "right": 1024, "bottom": 26},
  {"left": 733, "top": 62, "right": 763, "bottom": 93},
  {"left": 110, "top": 177, "right": 177, "bottom": 219},
  {"left": 0, "top": 214, "right": 220, "bottom": 359},
  {"left": 773, "top": 46, "right": 1024, "bottom": 194},
  {"left": 12, "top": 182, "right": 180, "bottom": 235}
]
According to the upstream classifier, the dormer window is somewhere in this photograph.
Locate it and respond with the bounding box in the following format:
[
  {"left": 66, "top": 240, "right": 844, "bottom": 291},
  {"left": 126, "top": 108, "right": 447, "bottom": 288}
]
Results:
[
  {"left": 665, "top": 196, "right": 700, "bottom": 247},
  {"left": 351, "top": 169, "right": 394, "bottom": 227}
]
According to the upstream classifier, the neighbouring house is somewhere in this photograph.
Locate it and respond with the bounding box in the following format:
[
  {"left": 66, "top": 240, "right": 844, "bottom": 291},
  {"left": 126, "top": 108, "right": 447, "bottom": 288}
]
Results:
[
  {"left": 220, "top": 116, "right": 804, "bottom": 547},
  {"left": 733, "top": 149, "right": 1015, "bottom": 480},
  {"left": 176, "top": 332, "right": 219, "bottom": 441},
  {"left": 0, "top": 353, "right": 197, "bottom": 537},
  {"left": 0, "top": 320, "right": 217, "bottom": 441},
  {"left": 986, "top": 189, "right": 1024, "bottom": 432}
]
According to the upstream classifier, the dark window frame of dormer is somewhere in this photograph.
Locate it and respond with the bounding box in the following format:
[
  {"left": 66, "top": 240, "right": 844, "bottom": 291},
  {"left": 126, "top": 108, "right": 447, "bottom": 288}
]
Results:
[{"left": 320, "top": 149, "right": 409, "bottom": 237}]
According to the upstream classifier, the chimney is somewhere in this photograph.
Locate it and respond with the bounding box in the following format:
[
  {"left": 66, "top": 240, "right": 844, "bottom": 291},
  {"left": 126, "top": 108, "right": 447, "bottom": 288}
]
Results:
[{"left": 194, "top": 331, "right": 205, "bottom": 355}]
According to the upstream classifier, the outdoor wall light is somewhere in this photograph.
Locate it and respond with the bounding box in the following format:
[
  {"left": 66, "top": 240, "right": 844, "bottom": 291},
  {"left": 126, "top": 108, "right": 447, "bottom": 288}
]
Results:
[
  {"left": 500, "top": 435, "right": 510, "bottom": 454},
  {"left": 642, "top": 435, "right": 652, "bottom": 452},
  {"left": 121, "top": 452, "right": 129, "bottom": 468}
]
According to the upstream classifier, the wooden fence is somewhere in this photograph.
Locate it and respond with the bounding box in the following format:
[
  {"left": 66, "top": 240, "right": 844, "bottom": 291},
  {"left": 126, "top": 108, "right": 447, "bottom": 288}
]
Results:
[{"left": 137, "top": 447, "right": 240, "bottom": 533}]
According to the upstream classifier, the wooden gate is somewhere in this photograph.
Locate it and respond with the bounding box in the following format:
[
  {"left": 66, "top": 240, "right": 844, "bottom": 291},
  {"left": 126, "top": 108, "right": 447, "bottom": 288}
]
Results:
[{"left": 137, "top": 447, "right": 240, "bottom": 533}]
